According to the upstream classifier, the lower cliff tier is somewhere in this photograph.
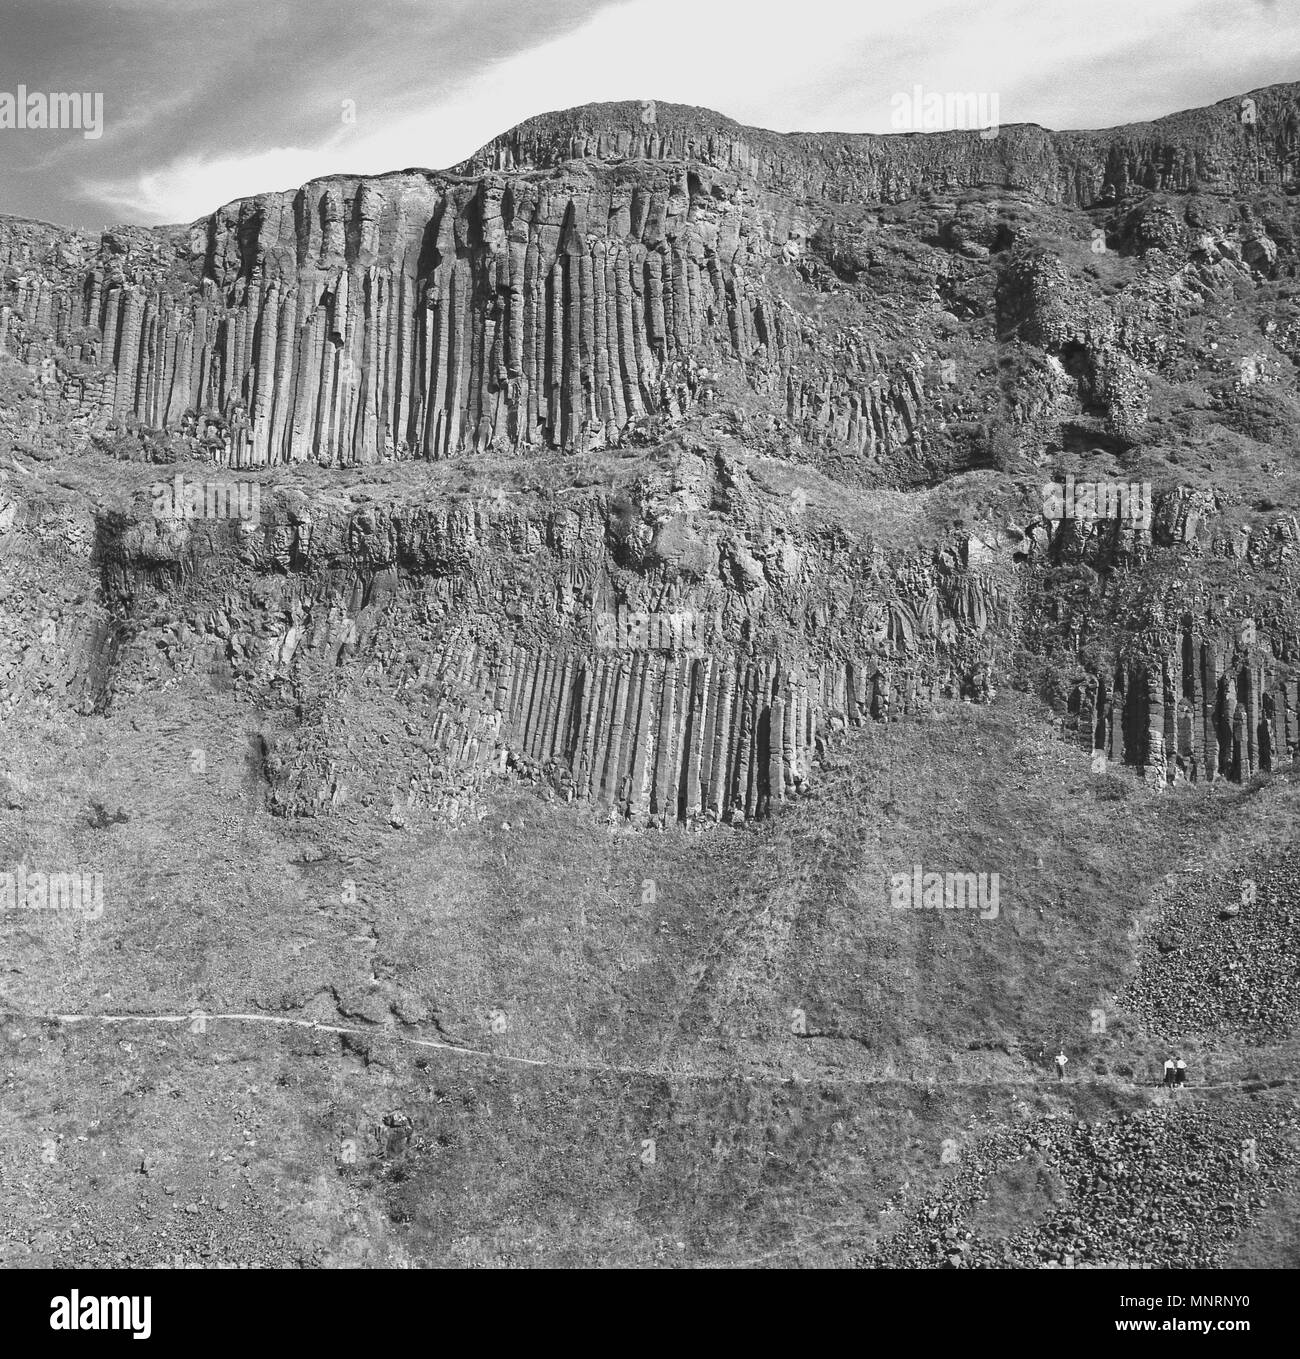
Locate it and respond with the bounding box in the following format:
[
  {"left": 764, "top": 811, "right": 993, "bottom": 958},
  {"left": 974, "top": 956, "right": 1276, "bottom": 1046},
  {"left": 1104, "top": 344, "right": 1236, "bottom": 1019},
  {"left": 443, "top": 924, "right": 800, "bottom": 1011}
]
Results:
[{"left": 4, "top": 437, "right": 1297, "bottom": 828}]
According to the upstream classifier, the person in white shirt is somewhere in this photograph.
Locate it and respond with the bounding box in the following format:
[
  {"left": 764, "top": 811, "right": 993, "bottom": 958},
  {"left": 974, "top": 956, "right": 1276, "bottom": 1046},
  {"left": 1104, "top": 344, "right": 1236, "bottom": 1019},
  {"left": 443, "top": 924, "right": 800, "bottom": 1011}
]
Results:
[
  {"left": 1163, "top": 1057, "right": 1177, "bottom": 1087},
  {"left": 1175, "top": 1057, "right": 1187, "bottom": 1086},
  {"left": 1055, "top": 1049, "right": 1068, "bottom": 1081}
]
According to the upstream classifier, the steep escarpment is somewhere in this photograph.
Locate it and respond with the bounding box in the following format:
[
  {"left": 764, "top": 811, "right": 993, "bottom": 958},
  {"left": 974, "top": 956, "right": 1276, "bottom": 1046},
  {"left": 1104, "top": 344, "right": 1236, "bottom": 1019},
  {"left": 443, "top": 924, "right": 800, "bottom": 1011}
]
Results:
[
  {"left": 0, "top": 83, "right": 1296, "bottom": 480},
  {"left": 0, "top": 159, "right": 927, "bottom": 473}
]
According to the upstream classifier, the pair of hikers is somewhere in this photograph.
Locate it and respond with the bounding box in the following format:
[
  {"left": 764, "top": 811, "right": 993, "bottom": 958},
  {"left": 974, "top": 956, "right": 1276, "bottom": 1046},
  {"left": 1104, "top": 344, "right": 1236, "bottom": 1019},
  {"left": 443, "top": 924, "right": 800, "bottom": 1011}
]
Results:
[{"left": 1050, "top": 1051, "right": 1191, "bottom": 1086}]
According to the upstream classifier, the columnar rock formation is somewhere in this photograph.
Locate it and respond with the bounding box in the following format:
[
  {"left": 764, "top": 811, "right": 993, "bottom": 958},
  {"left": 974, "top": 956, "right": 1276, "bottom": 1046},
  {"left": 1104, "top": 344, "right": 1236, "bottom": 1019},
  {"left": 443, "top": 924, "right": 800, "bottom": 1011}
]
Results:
[
  {"left": 1069, "top": 646, "right": 1300, "bottom": 784},
  {"left": 498, "top": 648, "right": 817, "bottom": 822},
  {"left": 1, "top": 163, "right": 928, "bottom": 470},
  {"left": 1046, "top": 505, "right": 1300, "bottom": 785},
  {"left": 3, "top": 84, "right": 1298, "bottom": 471}
]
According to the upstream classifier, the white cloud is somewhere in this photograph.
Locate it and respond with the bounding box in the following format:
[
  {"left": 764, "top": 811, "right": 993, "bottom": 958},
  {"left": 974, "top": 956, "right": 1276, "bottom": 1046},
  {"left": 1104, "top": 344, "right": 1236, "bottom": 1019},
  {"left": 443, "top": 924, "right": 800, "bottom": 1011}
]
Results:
[{"left": 83, "top": 145, "right": 356, "bottom": 225}]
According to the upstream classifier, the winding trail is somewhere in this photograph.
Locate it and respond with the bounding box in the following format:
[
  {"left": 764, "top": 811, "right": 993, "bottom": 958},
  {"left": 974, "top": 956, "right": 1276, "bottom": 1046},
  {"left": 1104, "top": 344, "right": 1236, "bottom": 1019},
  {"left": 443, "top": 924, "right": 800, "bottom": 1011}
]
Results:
[{"left": 3, "top": 1006, "right": 1294, "bottom": 1095}]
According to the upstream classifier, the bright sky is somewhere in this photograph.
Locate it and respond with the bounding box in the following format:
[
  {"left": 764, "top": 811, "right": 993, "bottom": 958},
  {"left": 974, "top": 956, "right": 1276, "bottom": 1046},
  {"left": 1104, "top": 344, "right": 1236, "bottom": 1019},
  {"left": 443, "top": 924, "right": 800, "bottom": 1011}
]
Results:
[{"left": 0, "top": 0, "right": 1294, "bottom": 228}]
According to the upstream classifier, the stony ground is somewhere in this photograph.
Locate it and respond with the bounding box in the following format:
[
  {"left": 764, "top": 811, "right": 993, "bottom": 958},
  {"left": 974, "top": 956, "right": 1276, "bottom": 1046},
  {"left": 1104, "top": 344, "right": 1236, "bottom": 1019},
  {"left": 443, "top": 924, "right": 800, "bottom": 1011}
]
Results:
[
  {"left": 868, "top": 1099, "right": 1300, "bottom": 1269},
  {"left": 1126, "top": 849, "right": 1300, "bottom": 1043}
]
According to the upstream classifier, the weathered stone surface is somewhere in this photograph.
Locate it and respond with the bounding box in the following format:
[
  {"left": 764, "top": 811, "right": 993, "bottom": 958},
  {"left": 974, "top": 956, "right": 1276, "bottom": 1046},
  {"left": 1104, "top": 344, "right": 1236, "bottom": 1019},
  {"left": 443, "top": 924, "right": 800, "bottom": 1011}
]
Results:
[
  {"left": 3, "top": 82, "right": 1300, "bottom": 806},
  {"left": 5, "top": 82, "right": 1298, "bottom": 476}
]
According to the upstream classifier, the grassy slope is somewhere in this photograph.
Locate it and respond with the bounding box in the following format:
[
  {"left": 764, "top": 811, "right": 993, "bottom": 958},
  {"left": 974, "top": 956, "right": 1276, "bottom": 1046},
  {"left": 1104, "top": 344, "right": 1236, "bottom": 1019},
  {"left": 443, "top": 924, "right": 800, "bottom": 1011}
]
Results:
[{"left": 3, "top": 670, "right": 1297, "bottom": 1266}]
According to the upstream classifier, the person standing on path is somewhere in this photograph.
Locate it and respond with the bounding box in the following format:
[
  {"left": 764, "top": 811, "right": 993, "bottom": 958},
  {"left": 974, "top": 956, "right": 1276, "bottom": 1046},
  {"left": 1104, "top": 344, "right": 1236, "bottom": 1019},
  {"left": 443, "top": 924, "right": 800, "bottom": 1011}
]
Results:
[
  {"left": 1163, "top": 1056, "right": 1177, "bottom": 1087},
  {"left": 1055, "top": 1049, "right": 1068, "bottom": 1081},
  {"left": 1175, "top": 1057, "right": 1187, "bottom": 1087}
]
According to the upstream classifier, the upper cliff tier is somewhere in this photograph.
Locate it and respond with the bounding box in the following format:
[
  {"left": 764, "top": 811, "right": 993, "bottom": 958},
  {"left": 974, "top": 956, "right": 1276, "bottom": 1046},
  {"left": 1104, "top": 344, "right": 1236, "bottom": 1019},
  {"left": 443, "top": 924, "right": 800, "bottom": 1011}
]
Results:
[{"left": 0, "top": 82, "right": 1297, "bottom": 472}]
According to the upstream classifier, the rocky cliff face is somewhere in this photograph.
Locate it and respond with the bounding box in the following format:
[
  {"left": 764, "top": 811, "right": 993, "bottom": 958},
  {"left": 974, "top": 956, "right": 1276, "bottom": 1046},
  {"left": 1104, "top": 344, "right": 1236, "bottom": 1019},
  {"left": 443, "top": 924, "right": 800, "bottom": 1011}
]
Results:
[
  {"left": 3, "top": 82, "right": 1300, "bottom": 822},
  {"left": 2, "top": 157, "right": 917, "bottom": 472},
  {"left": 67, "top": 436, "right": 1010, "bottom": 823},
  {"left": 3, "top": 83, "right": 1297, "bottom": 473},
  {"left": 461, "top": 87, "right": 1300, "bottom": 203}
]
